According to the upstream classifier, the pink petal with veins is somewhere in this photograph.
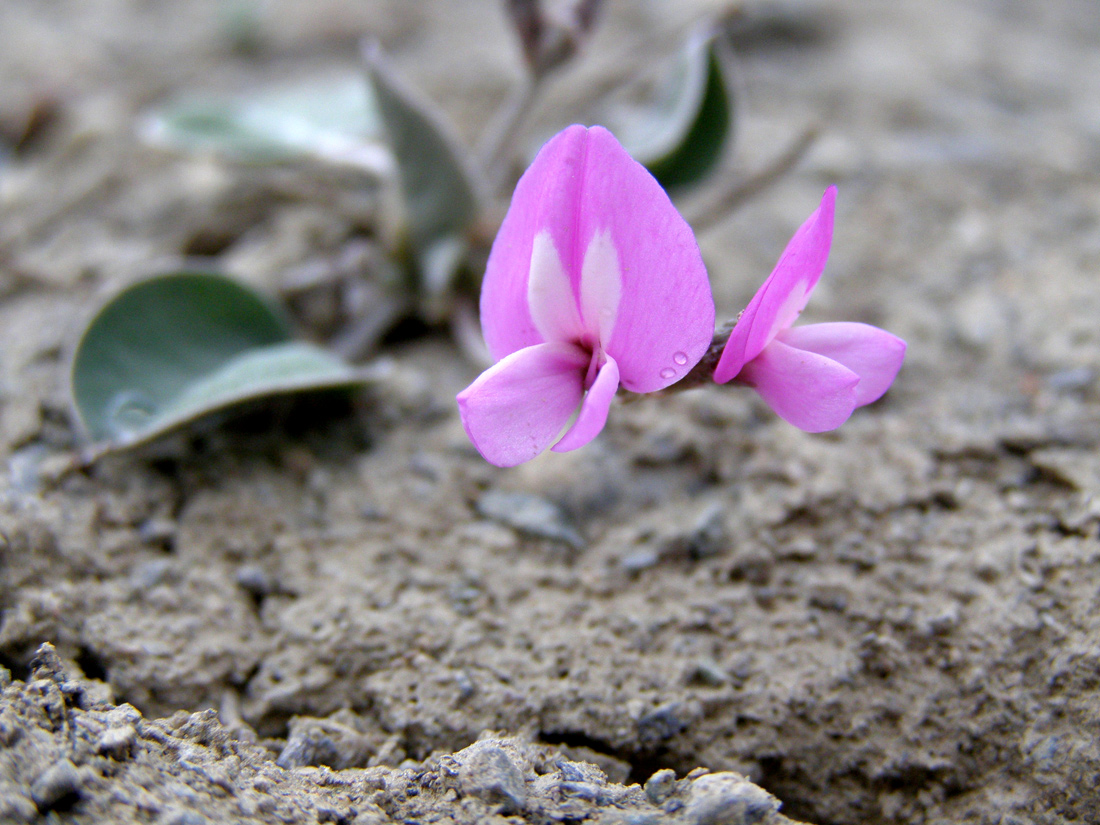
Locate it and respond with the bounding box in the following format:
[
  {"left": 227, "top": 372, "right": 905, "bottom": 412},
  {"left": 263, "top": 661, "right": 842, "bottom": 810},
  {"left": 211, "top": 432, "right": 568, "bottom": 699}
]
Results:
[
  {"left": 462, "top": 124, "right": 716, "bottom": 465},
  {"left": 457, "top": 342, "right": 589, "bottom": 467},
  {"left": 738, "top": 338, "right": 860, "bottom": 432},
  {"left": 480, "top": 125, "right": 713, "bottom": 388},
  {"left": 777, "top": 322, "right": 907, "bottom": 407},
  {"left": 479, "top": 126, "right": 589, "bottom": 360},
  {"left": 575, "top": 127, "right": 714, "bottom": 391},
  {"left": 714, "top": 186, "right": 836, "bottom": 384},
  {"left": 552, "top": 356, "right": 620, "bottom": 453}
]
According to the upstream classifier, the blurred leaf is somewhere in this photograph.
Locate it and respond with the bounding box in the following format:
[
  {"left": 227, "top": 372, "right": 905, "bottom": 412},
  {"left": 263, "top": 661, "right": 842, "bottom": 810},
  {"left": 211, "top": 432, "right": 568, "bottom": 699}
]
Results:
[
  {"left": 363, "top": 42, "right": 481, "bottom": 252},
  {"left": 71, "top": 271, "right": 368, "bottom": 450},
  {"left": 417, "top": 234, "right": 470, "bottom": 322},
  {"left": 607, "top": 26, "right": 734, "bottom": 190},
  {"left": 143, "top": 74, "right": 390, "bottom": 171},
  {"left": 219, "top": 0, "right": 265, "bottom": 55}
]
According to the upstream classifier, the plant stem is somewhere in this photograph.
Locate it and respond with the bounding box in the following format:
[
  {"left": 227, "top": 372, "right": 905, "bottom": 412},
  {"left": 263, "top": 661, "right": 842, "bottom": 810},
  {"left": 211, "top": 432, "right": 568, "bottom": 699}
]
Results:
[
  {"left": 478, "top": 77, "right": 540, "bottom": 192},
  {"left": 686, "top": 123, "right": 820, "bottom": 232}
]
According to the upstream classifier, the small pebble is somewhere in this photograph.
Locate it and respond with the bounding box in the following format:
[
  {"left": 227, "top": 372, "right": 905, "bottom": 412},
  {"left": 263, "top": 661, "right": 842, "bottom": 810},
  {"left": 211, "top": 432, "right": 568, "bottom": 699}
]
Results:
[
  {"left": 557, "top": 760, "right": 601, "bottom": 783},
  {"left": 138, "top": 517, "right": 177, "bottom": 548},
  {"left": 644, "top": 768, "right": 676, "bottom": 803},
  {"left": 1047, "top": 367, "right": 1093, "bottom": 393},
  {"left": 686, "top": 504, "right": 727, "bottom": 560},
  {"left": 808, "top": 586, "right": 849, "bottom": 612},
  {"left": 162, "top": 811, "right": 209, "bottom": 825},
  {"left": 620, "top": 548, "right": 659, "bottom": 573},
  {"left": 456, "top": 742, "right": 527, "bottom": 812},
  {"left": 0, "top": 789, "right": 37, "bottom": 823},
  {"left": 0, "top": 713, "right": 21, "bottom": 747},
  {"left": 317, "top": 805, "right": 352, "bottom": 823},
  {"left": 684, "top": 773, "right": 778, "bottom": 825},
  {"left": 559, "top": 780, "right": 606, "bottom": 802},
  {"left": 96, "top": 724, "right": 136, "bottom": 759},
  {"left": 687, "top": 660, "right": 728, "bottom": 687},
  {"left": 106, "top": 704, "right": 143, "bottom": 726},
  {"left": 453, "top": 670, "right": 476, "bottom": 700},
  {"left": 30, "top": 758, "right": 84, "bottom": 811},
  {"left": 235, "top": 565, "right": 275, "bottom": 598},
  {"left": 130, "top": 558, "right": 173, "bottom": 590},
  {"left": 637, "top": 702, "right": 688, "bottom": 743},
  {"left": 276, "top": 727, "right": 340, "bottom": 770},
  {"left": 476, "top": 491, "right": 583, "bottom": 549}
]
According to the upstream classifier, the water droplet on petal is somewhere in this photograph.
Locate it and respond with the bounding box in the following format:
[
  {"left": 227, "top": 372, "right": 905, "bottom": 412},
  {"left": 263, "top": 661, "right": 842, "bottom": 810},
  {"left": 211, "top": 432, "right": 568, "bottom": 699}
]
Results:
[
  {"left": 659, "top": 368, "right": 676, "bottom": 379},
  {"left": 673, "top": 351, "right": 689, "bottom": 366}
]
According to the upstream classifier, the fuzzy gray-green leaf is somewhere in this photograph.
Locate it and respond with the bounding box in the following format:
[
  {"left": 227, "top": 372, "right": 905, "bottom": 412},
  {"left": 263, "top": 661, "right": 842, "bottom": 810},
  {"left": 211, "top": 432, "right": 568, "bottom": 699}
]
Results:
[
  {"left": 363, "top": 42, "right": 481, "bottom": 251},
  {"left": 143, "top": 74, "right": 389, "bottom": 171},
  {"left": 609, "top": 26, "right": 734, "bottom": 190},
  {"left": 71, "top": 271, "right": 367, "bottom": 450}
]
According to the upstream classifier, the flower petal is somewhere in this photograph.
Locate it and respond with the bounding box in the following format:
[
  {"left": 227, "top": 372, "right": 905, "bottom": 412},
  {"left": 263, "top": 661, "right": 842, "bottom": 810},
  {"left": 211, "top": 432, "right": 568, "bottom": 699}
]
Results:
[
  {"left": 480, "top": 125, "right": 713, "bottom": 386},
  {"left": 577, "top": 127, "right": 715, "bottom": 392},
  {"left": 456, "top": 341, "right": 588, "bottom": 467},
  {"left": 479, "top": 125, "right": 590, "bottom": 361},
  {"left": 739, "top": 337, "right": 859, "bottom": 432},
  {"left": 552, "top": 355, "right": 620, "bottom": 453},
  {"left": 579, "top": 229, "right": 622, "bottom": 347},
  {"left": 777, "top": 322, "right": 906, "bottom": 407},
  {"left": 714, "top": 186, "right": 837, "bottom": 384},
  {"left": 528, "top": 230, "right": 586, "bottom": 344}
]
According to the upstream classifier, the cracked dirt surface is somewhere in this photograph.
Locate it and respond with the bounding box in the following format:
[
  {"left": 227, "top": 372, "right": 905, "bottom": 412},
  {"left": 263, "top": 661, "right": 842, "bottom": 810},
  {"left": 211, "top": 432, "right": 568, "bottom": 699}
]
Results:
[{"left": 3, "top": 0, "right": 1100, "bottom": 823}]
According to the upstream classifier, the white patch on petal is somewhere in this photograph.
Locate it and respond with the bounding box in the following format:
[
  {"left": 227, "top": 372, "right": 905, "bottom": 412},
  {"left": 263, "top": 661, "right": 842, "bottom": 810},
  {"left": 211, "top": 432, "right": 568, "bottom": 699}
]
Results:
[
  {"left": 528, "top": 230, "right": 584, "bottom": 344},
  {"left": 769, "top": 279, "right": 809, "bottom": 340},
  {"left": 579, "top": 229, "right": 622, "bottom": 347}
]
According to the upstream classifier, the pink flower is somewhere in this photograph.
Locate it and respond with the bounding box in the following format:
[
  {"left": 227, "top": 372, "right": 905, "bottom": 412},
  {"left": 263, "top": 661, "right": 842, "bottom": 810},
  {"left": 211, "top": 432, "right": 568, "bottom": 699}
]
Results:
[
  {"left": 457, "top": 125, "right": 715, "bottom": 467},
  {"left": 714, "top": 186, "right": 906, "bottom": 431}
]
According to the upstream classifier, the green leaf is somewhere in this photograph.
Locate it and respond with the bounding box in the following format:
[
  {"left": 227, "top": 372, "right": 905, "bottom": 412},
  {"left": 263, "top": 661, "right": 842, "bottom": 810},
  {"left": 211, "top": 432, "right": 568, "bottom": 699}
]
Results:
[
  {"left": 363, "top": 42, "right": 481, "bottom": 251},
  {"left": 608, "top": 26, "right": 734, "bottom": 190},
  {"left": 71, "top": 271, "right": 368, "bottom": 450},
  {"left": 416, "top": 233, "right": 470, "bottom": 322},
  {"left": 143, "top": 74, "right": 389, "bottom": 171}
]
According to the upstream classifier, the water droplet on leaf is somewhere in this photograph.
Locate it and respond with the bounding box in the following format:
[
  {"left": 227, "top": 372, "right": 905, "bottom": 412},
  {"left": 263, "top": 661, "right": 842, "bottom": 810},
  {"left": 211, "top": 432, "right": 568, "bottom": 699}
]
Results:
[
  {"left": 673, "top": 351, "right": 688, "bottom": 365},
  {"left": 106, "top": 391, "right": 157, "bottom": 442}
]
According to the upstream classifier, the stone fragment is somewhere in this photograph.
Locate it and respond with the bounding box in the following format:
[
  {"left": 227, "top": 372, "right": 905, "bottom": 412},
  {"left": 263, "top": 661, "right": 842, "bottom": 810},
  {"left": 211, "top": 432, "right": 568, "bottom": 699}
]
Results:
[
  {"left": 455, "top": 741, "right": 527, "bottom": 812},
  {"left": 30, "top": 758, "right": 84, "bottom": 811},
  {"left": 276, "top": 715, "right": 374, "bottom": 770},
  {"left": 644, "top": 768, "right": 676, "bottom": 804},
  {"left": 683, "top": 772, "right": 779, "bottom": 825},
  {"left": 97, "top": 723, "right": 137, "bottom": 759},
  {"left": 162, "top": 811, "right": 209, "bottom": 825},
  {"left": 0, "top": 786, "right": 37, "bottom": 823},
  {"left": 476, "top": 490, "right": 583, "bottom": 549}
]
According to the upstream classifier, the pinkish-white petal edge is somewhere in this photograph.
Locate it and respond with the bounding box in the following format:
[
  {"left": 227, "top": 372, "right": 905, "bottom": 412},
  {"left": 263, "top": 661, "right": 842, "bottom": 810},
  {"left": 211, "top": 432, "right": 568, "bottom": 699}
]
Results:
[
  {"left": 777, "top": 322, "right": 906, "bottom": 407},
  {"left": 738, "top": 337, "right": 860, "bottom": 432},
  {"left": 714, "top": 186, "right": 837, "bottom": 384},
  {"left": 552, "top": 356, "right": 620, "bottom": 453},
  {"left": 457, "top": 342, "right": 588, "bottom": 467}
]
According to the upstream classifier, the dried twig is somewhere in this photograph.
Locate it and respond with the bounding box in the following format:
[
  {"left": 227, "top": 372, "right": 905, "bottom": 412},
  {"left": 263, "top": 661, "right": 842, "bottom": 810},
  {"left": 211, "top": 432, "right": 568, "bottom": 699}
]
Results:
[{"left": 685, "top": 122, "right": 821, "bottom": 232}]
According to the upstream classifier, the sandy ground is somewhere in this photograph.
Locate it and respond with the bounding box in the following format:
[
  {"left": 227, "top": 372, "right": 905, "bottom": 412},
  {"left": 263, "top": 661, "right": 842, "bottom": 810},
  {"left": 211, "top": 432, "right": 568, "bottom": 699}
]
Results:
[{"left": 3, "top": 0, "right": 1100, "bottom": 822}]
